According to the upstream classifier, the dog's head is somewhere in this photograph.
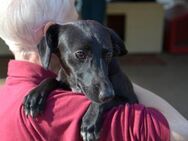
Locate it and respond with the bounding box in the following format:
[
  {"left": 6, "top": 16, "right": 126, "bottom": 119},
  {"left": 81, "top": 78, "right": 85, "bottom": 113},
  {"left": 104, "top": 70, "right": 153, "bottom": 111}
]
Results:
[{"left": 38, "top": 20, "right": 127, "bottom": 103}]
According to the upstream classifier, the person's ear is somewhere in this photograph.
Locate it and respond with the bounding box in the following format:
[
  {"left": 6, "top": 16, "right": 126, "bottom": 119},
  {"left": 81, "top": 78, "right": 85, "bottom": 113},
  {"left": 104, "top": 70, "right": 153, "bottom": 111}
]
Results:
[
  {"left": 106, "top": 27, "right": 128, "bottom": 56},
  {"left": 37, "top": 24, "right": 60, "bottom": 69}
]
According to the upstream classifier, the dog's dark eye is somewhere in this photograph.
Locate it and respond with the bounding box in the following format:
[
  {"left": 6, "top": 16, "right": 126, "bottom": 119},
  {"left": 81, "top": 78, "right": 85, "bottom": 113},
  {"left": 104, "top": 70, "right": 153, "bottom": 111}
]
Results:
[
  {"left": 105, "top": 52, "right": 113, "bottom": 63},
  {"left": 75, "top": 50, "right": 87, "bottom": 60}
]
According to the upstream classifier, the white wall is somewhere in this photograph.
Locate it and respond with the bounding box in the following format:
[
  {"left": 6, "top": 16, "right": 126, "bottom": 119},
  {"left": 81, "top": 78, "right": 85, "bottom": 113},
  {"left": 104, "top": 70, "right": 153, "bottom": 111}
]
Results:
[{"left": 107, "top": 2, "right": 165, "bottom": 53}]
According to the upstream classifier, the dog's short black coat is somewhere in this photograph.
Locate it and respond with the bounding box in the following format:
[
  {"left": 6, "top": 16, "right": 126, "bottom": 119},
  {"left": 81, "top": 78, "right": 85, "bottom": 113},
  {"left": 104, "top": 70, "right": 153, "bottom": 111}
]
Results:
[{"left": 23, "top": 20, "right": 138, "bottom": 141}]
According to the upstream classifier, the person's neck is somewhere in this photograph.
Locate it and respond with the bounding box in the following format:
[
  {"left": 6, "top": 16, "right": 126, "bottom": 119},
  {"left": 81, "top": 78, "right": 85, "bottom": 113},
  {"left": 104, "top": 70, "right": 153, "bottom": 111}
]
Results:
[
  {"left": 14, "top": 52, "right": 42, "bottom": 65},
  {"left": 14, "top": 52, "right": 60, "bottom": 74}
]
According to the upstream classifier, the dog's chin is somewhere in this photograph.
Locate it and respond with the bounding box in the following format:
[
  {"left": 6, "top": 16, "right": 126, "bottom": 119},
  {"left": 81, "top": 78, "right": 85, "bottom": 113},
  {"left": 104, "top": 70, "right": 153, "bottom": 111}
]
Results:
[
  {"left": 80, "top": 89, "right": 102, "bottom": 103},
  {"left": 83, "top": 91, "right": 112, "bottom": 104},
  {"left": 71, "top": 87, "right": 82, "bottom": 93},
  {"left": 89, "top": 96, "right": 103, "bottom": 104},
  {"left": 83, "top": 93, "right": 101, "bottom": 103}
]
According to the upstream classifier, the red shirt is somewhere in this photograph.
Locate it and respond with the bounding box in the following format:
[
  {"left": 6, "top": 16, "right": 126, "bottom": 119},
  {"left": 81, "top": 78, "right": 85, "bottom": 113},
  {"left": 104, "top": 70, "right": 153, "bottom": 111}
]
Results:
[{"left": 0, "top": 60, "right": 170, "bottom": 141}]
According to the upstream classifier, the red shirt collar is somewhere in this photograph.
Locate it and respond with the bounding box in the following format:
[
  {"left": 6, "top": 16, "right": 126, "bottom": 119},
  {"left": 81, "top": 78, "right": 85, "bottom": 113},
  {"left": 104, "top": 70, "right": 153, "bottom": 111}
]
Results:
[{"left": 7, "top": 60, "right": 57, "bottom": 84}]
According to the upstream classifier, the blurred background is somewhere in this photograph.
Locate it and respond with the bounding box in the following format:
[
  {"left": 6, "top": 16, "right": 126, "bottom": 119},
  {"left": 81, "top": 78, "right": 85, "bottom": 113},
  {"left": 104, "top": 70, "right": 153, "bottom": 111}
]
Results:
[{"left": 1, "top": 0, "right": 188, "bottom": 118}]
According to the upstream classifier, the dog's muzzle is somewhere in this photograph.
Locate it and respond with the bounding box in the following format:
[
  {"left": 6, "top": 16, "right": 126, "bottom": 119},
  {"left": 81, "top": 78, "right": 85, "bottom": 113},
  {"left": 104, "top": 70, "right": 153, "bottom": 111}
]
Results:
[
  {"left": 99, "top": 90, "right": 115, "bottom": 103},
  {"left": 98, "top": 81, "right": 115, "bottom": 103}
]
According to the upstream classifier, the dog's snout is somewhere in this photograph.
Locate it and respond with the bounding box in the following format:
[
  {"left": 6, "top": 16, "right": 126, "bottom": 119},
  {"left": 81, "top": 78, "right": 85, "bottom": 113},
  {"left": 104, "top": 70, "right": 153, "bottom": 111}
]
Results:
[
  {"left": 94, "top": 77, "right": 115, "bottom": 103},
  {"left": 99, "top": 90, "right": 115, "bottom": 103}
]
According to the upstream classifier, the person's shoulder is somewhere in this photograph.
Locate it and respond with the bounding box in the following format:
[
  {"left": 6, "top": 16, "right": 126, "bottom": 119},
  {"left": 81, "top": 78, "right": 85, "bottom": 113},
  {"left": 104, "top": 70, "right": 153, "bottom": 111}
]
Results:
[
  {"left": 46, "top": 90, "right": 91, "bottom": 118},
  {"left": 101, "top": 103, "right": 170, "bottom": 141},
  {"left": 50, "top": 89, "right": 90, "bottom": 104},
  {"left": 18, "top": 89, "right": 91, "bottom": 140}
]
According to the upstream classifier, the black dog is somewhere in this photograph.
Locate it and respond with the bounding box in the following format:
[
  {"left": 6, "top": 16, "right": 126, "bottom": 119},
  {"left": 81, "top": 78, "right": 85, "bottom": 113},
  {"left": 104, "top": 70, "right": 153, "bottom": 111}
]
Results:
[{"left": 23, "top": 20, "right": 138, "bottom": 141}]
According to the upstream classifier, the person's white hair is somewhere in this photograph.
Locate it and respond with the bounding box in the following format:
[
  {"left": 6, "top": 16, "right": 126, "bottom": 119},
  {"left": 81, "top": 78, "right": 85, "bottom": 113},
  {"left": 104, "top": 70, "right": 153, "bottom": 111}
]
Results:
[{"left": 0, "top": 0, "right": 78, "bottom": 55}]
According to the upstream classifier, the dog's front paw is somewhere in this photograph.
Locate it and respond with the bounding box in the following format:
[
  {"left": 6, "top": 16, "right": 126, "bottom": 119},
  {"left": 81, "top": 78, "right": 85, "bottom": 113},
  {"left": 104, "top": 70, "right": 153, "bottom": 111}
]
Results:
[
  {"left": 23, "top": 88, "right": 47, "bottom": 117},
  {"left": 80, "top": 103, "right": 103, "bottom": 141},
  {"left": 80, "top": 122, "right": 100, "bottom": 141}
]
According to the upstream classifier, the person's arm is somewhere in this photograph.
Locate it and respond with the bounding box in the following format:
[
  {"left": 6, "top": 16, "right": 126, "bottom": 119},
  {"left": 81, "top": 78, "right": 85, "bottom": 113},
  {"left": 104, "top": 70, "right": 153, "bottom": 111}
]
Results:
[{"left": 133, "top": 83, "right": 188, "bottom": 141}]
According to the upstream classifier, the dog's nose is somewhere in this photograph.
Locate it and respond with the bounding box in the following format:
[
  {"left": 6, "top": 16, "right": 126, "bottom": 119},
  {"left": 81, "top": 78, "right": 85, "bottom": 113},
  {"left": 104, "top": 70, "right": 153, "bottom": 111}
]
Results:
[{"left": 99, "top": 91, "right": 115, "bottom": 103}]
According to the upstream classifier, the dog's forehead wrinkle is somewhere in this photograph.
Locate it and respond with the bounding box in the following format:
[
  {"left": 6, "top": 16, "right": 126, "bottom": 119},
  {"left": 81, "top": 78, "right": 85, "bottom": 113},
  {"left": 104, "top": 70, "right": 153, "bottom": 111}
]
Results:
[
  {"left": 76, "top": 21, "right": 103, "bottom": 43},
  {"left": 74, "top": 21, "right": 112, "bottom": 53},
  {"left": 66, "top": 26, "right": 93, "bottom": 51},
  {"left": 58, "top": 37, "right": 72, "bottom": 55},
  {"left": 58, "top": 33, "right": 80, "bottom": 53},
  {"left": 73, "top": 22, "right": 92, "bottom": 37}
]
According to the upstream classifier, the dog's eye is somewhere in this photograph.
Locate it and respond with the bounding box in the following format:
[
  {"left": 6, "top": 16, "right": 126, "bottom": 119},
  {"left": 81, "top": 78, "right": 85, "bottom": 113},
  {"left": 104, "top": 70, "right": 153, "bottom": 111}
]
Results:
[
  {"left": 105, "top": 52, "right": 113, "bottom": 63},
  {"left": 75, "top": 50, "right": 87, "bottom": 60}
]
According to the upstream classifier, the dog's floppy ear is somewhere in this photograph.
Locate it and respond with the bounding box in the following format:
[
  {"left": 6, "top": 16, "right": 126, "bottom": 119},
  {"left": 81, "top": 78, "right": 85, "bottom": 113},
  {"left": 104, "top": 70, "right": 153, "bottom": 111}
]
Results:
[
  {"left": 107, "top": 27, "right": 128, "bottom": 56},
  {"left": 37, "top": 24, "right": 59, "bottom": 69}
]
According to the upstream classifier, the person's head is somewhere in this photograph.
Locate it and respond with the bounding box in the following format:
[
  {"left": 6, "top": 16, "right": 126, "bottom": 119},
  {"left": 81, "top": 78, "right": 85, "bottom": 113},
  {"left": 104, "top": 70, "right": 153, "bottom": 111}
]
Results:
[{"left": 0, "top": 0, "right": 78, "bottom": 64}]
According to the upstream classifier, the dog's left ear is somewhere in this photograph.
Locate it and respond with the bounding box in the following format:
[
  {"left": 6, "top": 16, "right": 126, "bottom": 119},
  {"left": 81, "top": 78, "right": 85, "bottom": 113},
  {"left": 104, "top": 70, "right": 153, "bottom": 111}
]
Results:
[
  {"left": 38, "top": 24, "right": 59, "bottom": 69},
  {"left": 107, "top": 27, "right": 128, "bottom": 56}
]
